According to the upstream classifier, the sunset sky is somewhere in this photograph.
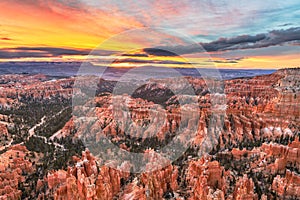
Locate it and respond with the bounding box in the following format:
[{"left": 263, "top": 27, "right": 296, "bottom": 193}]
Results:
[{"left": 0, "top": 0, "right": 300, "bottom": 69}]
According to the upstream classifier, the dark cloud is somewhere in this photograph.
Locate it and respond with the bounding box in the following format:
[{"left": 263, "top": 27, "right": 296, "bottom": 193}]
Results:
[
  {"left": 0, "top": 47, "right": 118, "bottom": 59},
  {"left": 113, "top": 58, "right": 190, "bottom": 65},
  {"left": 0, "top": 50, "right": 49, "bottom": 59},
  {"left": 220, "top": 27, "right": 300, "bottom": 51},
  {"left": 279, "top": 23, "right": 293, "bottom": 27},
  {"left": 15, "top": 47, "right": 90, "bottom": 56},
  {"left": 225, "top": 57, "right": 246, "bottom": 61},
  {"left": 0, "top": 46, "right": 121, "bottom": 59},
  {"left": 143, "top": 48, "right": 179, "bottom": 56},
  {"left": 121, "top": 53, "right": 149, "bottom": 57},
  {"left": 202, "top": 34, "right": 267, "bottom": 52},
  {"left": 143, "top": 27, "right": 300, "bottom": 56},
  {"left": 0, "top": 37, "right": 11, "bottom": 41},
  {"left": 88, "top": 49, "right": 119, "bottom": 56},
  {"left": 213, "top": 60, "right": 238, "bottom": 64}
]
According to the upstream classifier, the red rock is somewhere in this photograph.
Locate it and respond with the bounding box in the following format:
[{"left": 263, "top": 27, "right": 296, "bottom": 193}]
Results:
[
  {"left": 186, "top": 157, "right": 227, "bottom": 200},
  {"left": 272, "top": 170, "right": 300, "bottom": 198},
  {"left": 140, "top": 164, "right": 178, "bottom": 199},
  {"left": 43, "top": 150, "right": 129, "bottom": 200},
  {"left": 0, "top": 145, "right": 32, "bottom": 199},
  {"left": 232, "top": 175, "right": 258, "bottom": 200}
]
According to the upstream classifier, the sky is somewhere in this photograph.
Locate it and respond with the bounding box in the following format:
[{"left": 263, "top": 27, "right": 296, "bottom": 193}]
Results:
[{"left": 0, "top": 0, "right": 300, "bottom": 69}]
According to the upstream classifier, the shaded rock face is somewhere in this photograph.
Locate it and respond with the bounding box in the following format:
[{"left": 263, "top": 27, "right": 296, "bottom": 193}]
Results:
[{"left": 0, "top": 145, "right": 33, "bottom": 199}]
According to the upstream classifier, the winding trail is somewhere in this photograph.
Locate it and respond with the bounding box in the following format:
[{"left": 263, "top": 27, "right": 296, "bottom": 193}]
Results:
[
  {"left": 15, "top": 109, "right": 69, "bottom": 150},
  {"left": 0, "top": 139, "right": 13, "bottom": 151},
  {"left": 26, "top": 114, "right": 66, "bottom": 150},
  {"left": 28, "top": 116, "right": 46, "bottom": 139}
]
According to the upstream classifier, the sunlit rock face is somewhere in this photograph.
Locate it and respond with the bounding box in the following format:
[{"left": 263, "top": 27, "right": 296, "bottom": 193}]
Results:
[
  {"left": 41, "top": 150, "right": 128, "bottom": 200},
  {"left": 232, "top": 175, "right": 258, "bottom": 200},
  {"left": 0, "top": 123, "right": 8, "bottom": 136},
  {"left": 0, "top": 145, "right": 33, "bottom": 199},
  {"left": 139, "top": 165, "right": 179, "bottom": 199},
  {"left": 40, "top": 149, "right": 179, "bottom": 200},
  {"left": 272, "top": 170, "right": 300, "bottom": 199},
  {"left": 0, "top": 74, "right": 74, "bottom": 107},
  {"left": 0, "top": 69, "right": 299, "bottom": 199},
  {"left": 185, "top": 157, "right": 227, "bottom": 200},
  {"left": 45, "top": 69, "right": 299, "bottom": 199}
]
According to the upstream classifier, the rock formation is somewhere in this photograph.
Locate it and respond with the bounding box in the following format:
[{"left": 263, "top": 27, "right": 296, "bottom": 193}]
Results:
[{"left": 0, "top": 145, "right": 33, "bottom": 199}]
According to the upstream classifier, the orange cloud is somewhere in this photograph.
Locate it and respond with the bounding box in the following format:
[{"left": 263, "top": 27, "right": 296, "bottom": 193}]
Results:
[
  {"left": 210, "top": 54, "right": 300, "bottom": 69},
  {"left": 0, "top": 0, "right": 299, "bottom": 70},
  {"left": 0, "top": 1, "right": 143, "bottom": 50}
]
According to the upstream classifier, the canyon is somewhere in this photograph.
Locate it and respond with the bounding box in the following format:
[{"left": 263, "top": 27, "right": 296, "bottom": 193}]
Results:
[{"left": 0, "top": 68, "right": 299, "bottom": 199}]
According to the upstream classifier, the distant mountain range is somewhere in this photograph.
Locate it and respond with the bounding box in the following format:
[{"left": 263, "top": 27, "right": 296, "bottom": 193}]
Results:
[{"left": 0, "top": 62, "right": 276, "bottom": 80}]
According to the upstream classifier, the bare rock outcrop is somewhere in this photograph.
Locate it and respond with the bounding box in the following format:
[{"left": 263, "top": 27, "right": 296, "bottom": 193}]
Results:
[{"left": 0, "top": 145, "right": 33, "bottom": 199}]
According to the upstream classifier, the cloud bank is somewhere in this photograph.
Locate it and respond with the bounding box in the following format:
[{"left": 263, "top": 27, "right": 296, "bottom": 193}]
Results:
[
  {"left": 0, "top": 47, "right": 117, "bottom": 59},
  {"left": 144, "top": 27, "right": 300, "bottom": 56}
]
